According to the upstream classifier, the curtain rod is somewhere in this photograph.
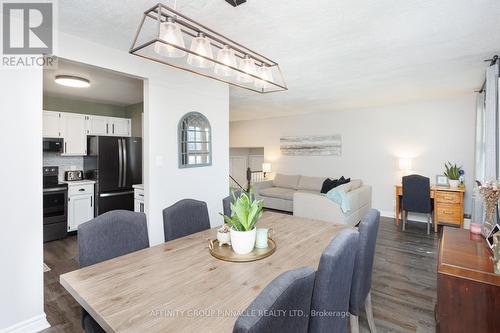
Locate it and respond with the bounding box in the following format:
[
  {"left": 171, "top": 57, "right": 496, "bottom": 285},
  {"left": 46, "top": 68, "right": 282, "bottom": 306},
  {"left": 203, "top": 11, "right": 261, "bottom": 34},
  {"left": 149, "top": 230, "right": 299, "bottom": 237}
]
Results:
[{"left": 478, "top": 55, "right": 499, "bottom": 93}]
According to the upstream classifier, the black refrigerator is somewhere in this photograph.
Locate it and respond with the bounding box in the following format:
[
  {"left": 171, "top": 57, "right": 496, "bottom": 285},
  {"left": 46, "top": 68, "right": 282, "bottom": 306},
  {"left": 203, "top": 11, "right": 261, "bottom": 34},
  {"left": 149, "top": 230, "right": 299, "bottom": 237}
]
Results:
[{"left": 84, "top": 136, "right": 142, "bottom": 216}]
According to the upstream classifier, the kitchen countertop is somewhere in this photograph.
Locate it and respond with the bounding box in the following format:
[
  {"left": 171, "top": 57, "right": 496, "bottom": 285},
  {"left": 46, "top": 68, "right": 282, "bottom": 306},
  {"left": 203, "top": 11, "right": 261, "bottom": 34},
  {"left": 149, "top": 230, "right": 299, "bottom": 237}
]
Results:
[
  {"left": 132, "top": 184, "right": 144, "bottom": 190},
  {"left": 62, "top": 180, "right": 96, "bottom": 186}
]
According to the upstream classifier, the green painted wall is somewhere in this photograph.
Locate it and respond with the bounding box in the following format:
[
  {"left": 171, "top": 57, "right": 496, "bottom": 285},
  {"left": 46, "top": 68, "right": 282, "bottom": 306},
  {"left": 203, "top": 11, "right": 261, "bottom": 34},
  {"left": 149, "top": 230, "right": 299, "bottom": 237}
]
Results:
[
  {"left": 43, "top": 95, "right": 128, "bottom": 117},
  {"left": 125, "top": 102, "right": 143, "bottom": 137}
]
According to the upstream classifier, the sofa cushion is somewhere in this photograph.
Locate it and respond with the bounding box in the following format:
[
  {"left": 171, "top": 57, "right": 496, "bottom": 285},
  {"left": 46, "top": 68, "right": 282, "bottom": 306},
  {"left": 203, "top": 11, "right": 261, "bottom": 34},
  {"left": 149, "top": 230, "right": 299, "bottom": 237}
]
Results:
[
  {"left": 297, "top": 189, "right": 320, "bottom": 196},
  {"left": 320, "top": 178, "right": 338, "bottom": 194},
  {"left": 298, "top": 176, "right": 325, "bottom": 192},
  {"left": 273, "top": 174, "right": 300, "bottom": 190},
  {"left": 350, "top": 179, "right": 362, "bottom": 191},
  {"left": 259, "top": 187, "right": 296, "bottom": 200}
]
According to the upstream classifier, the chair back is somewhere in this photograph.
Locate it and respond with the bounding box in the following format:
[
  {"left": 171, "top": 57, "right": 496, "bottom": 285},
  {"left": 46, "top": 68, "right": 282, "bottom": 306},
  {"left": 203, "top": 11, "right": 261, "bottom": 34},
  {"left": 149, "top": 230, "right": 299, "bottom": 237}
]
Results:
[
  {"left": 402, "top": 174, "right": 431, "bottom": 213},
  {"left": 309, "top": 229, "right": 359, "bottom": 333},
  {"left": 78, "top": 210, "right": 149, "bottom": 268},
  {"left": 163, "top": 199, "right": 211, "bottom": 241},
  {"left": 222, "top": 191, "right": 254, "bottom": 217},
  {"left": 233, "top": 267, "right": 315, "bottom": 333},
  {"left": 349, "top": 209, "right": 380, "bottom": 315}
]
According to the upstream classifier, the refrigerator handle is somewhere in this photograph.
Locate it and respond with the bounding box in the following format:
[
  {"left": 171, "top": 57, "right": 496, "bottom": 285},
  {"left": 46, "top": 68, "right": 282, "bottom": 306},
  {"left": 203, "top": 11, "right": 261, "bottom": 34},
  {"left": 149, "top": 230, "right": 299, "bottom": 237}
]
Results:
[
  {"left": 122, "top": 138, "right": 127, "bottom": 187},
  {"left": 118, "top": 138, "right": 123, "bottom": 188}
]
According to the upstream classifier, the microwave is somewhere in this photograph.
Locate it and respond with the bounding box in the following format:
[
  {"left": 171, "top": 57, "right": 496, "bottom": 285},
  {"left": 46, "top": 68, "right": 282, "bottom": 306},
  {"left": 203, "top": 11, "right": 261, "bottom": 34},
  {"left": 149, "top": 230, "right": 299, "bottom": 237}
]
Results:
[{"left": 43, "top": 138, "right": 64, "bottom": 152}]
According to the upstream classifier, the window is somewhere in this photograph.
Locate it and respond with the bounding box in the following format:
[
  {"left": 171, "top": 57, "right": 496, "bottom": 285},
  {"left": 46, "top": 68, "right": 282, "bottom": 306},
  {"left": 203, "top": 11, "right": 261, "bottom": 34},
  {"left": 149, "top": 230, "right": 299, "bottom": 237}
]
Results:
[{"left": 178, "top": 112, "right": 212, "bottom": 168}]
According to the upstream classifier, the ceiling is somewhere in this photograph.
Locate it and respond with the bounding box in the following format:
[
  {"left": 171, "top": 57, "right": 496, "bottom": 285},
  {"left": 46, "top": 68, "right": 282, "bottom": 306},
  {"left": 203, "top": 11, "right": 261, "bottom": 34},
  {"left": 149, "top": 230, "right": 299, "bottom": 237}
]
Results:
[
  {"left": 44, "top": 59, "right": 143, "bottom": 106},
  {"left": 57, "top": 0, "right": 500, "bottom": 120}
]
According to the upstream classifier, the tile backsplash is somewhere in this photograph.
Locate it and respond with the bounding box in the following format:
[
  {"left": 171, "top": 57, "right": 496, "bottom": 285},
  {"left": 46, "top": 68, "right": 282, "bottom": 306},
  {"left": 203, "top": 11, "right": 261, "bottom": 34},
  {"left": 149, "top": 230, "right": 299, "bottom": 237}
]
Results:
[{"left": 43, "top": 152, "right": 84, "bottom": 181}]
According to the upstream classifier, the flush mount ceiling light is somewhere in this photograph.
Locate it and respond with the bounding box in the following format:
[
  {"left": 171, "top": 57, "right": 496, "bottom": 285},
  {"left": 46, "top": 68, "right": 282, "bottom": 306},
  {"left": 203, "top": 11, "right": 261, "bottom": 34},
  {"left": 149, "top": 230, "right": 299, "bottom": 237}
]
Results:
[
  {"left": 54, "top": 75, "right": 90, "bottom": 88},
  {"left": 129, "top": 3, "right": 287, "bottom": 93}
]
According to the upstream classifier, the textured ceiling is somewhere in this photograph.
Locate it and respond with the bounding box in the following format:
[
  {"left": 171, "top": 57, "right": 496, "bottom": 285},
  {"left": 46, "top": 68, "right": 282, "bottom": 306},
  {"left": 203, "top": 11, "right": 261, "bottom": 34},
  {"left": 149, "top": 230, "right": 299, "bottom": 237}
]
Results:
[
  {"left": 44, "top": 59, "right": 143, "bottom": 106},
  {"left": 57, "top": 0, "right": 500, "bottom": 120}
]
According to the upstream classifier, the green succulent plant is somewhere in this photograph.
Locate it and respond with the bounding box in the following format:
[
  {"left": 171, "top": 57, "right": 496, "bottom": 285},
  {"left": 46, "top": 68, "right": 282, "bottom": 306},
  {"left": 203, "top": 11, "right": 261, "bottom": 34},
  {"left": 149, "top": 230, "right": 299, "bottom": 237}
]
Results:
[
  {"left": 444, "top": 162, "right": 461, "bottom": 180},
  {"left": 220, "top": 187, "right": 264, "bottom": 231}
]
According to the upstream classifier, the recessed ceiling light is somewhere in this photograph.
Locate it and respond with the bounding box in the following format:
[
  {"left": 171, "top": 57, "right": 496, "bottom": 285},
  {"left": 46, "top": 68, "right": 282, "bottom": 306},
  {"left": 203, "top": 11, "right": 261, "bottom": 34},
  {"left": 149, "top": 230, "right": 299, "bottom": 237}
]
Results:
[{"left": 54, "top": 75, "right": 90, "bottom": 88}]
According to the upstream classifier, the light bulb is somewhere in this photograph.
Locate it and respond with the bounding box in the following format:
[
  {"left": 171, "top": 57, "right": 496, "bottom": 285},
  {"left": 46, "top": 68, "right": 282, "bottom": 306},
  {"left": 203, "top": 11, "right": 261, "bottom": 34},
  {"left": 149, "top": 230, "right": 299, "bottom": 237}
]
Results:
[
  {"left": 254, "top": 64, "right": 274, "bottom": 89},
  {"left": 237, "top": 55, "right": 257, "bottom": 83},
  {"left": 154, "top": 17, "right": 186, "bottom": 58},
  {"left": 214, "top": 45, "right": 237, "bottom": 77},
  {"left": 187, "top": 32, "right": 214, "bottom": 68}
]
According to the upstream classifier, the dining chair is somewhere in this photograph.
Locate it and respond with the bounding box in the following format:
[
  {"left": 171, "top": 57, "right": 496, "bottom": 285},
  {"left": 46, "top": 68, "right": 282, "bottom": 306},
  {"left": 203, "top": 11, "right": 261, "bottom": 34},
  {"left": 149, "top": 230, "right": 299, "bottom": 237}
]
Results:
[
  {"left": 349, "top": 209, "right": 380, "bottom": 333},
  {"left": 402, "top": 174, "right": 433, "bottom": 234},
  {"left": 78, "top": 210, "right": 149, "bottom": 333},
  {"left": 233, "top": 267, "right": 315, "bottom": 333},
  {"left": 163, "top": 199, "right": 211, "bottom": 241},
  {"left": 309, "top": 228, "right": 360, "bottom": 333}
]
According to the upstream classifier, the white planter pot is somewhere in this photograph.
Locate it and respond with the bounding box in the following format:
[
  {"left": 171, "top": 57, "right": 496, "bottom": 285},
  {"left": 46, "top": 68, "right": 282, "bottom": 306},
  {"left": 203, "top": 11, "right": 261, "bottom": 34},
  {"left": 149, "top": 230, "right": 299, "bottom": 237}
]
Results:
[
  {"left": 448, "top": 179, "right": 460, "bottom": 188},
  {"left": 230, "top": 228, "right": 256, "bottom": 254}
]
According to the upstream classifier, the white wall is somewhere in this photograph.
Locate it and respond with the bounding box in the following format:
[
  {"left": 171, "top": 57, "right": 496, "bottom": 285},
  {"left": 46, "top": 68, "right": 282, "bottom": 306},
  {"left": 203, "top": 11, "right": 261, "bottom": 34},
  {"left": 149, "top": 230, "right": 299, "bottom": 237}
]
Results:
[
  {"left": 0, "top": 69, "right": 48, "bottom": 331},
  {"left": 0, "top": 32, "right": 229, "bottom": 332},
  {"left": 230, "top": 94, "right": 476, "bottom": 216}
]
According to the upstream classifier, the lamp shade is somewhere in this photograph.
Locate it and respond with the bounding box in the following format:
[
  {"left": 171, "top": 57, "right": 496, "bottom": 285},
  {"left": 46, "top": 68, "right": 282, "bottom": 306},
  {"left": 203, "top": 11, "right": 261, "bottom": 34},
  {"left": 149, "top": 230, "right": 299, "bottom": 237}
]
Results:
[
  {"left": 214, "top": 45, "right": 237, "bottom": 77},
  {"left": 237, "top": 55, "right": 257, "bottom": 83},
  {"left": 187, "top": 32, "right": 214, "bottom": 68},
  {"left": 154, "top": 17, "right": 186, "bottom": 58},
  {"left": 262, "top": 163, "right": 272, "bottom": 173},
  {"left": 399, "top": 158, "right": 412, "bottom": 171},
  {"left": 255, "top": 64, "right": 274, "bottom": 89}
]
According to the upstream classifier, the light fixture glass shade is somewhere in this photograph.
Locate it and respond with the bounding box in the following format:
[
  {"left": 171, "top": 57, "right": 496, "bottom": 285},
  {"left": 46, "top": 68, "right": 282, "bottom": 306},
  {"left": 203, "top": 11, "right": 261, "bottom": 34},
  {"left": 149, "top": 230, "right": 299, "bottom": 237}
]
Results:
[
  {"left": 237, "top": 55, "right": 257, "bottom": 83},
  {"left": 54, "top": 75, "right": 90, "bottom": 88},
  {"left": 262, "top": 163, "right": 272, "bottom": 173},
  {"left": 255, "top": 64, "right": 274, "bottom": 89},
  {"left": 214, "top": 45, "right": 237, "bottom": 77},
  {"left": 154, "top": 17, "right": 186, "bottom": 58},
  {"left": 187, "top": 33, "right": 214, "bottom": 68}
]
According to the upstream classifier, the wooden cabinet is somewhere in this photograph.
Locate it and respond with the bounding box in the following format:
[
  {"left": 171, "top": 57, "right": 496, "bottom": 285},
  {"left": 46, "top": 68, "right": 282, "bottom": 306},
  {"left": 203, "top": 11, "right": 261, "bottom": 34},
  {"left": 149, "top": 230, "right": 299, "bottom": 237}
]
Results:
[
  {"left": 434, "top": 190, "right": 464, "bottom": 229},
  {"left": 86, "top": 115, "right": 131, "bottom": 137},
  {"left": 109, "top": 117, "right": 131, "bottom": 137},
  {"left": 437, "top": 227, "right": 500, "bottom": 332},
  {"left": 61, "top": 113, "right": 87, "bottom": 156},
  {"left": 67, "top": 183, "right": 95, "bottom": 232},
  {"left": 43, "top": 111, "right": 62, "bottom": 138},
  {"left": 86, "top": 115, "right": 109, "bottom": 136}
]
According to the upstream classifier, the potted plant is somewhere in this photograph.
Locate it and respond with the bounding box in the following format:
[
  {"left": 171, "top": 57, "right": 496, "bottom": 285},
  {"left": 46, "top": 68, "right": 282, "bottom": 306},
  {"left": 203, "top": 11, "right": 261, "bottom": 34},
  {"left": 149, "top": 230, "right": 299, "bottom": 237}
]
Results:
[
  {"left": 220, "top": 187, "right": 264, "bottom": 254},
  {"left": 444, "top": 162, "right": 462, "bottom": 188}
]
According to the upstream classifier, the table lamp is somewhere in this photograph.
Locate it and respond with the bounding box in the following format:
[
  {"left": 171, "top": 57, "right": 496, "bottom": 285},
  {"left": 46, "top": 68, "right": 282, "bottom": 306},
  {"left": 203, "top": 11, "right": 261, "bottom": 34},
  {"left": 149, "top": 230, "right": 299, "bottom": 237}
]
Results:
[{"left": 262, "top": 163, "right": 271, "bottom": 179}]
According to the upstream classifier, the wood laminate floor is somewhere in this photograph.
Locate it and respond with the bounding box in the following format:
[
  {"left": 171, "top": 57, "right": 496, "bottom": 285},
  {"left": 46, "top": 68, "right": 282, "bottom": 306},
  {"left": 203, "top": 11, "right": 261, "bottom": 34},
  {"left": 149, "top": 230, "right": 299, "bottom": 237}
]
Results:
[{"left": 42, "top": 216, "right": 439, "bottom": 333}]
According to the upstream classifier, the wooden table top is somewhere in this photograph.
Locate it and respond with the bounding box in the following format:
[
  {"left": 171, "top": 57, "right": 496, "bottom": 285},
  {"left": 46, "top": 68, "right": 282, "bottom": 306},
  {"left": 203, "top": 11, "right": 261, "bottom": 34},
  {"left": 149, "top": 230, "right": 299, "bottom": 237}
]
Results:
[
  {"left": 60, "top": 212, "right": 348, "bottom": 333},
  {"left": 438, "top": 227, "right": 500, "bottom": 287}
]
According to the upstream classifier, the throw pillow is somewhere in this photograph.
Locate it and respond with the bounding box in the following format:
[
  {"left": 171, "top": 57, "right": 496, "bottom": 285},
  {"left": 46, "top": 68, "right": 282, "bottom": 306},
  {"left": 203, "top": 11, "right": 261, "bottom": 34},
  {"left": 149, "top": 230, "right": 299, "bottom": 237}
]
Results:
[{"left": 320, "top": 178, "right": 338, "bottom": 194}]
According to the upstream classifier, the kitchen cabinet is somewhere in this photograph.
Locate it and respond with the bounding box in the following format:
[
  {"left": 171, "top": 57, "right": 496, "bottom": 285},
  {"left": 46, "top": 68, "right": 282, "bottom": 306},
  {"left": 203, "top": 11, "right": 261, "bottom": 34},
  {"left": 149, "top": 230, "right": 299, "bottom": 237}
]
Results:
[
  {"left": 86, "top": 115, "right": 131, "bottom": 137},
  {"left": 43, "top": 111, "right": 62, "bottom": 138},
  {"left": 61, "top": 113, "right": 87, "bottom": 156},
  {"left": 133, "top": 185, "right": 145, "bottom": 213},
  {"left": 86, "top": 115, "right": 109, "bottom": 136},
  {"left": 109, "top": 118, "right": 131, "bottom": 137},
  {"left": 66, "top": 182, "right": 95, "bottom": 232}
]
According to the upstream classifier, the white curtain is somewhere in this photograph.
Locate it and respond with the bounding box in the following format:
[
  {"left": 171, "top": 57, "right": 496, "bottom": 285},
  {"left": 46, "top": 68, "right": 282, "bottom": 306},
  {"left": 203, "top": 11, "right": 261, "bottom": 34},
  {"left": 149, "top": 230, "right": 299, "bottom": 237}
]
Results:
[{"left": 476, "top": 63, "right": 499, "bottom": 182}]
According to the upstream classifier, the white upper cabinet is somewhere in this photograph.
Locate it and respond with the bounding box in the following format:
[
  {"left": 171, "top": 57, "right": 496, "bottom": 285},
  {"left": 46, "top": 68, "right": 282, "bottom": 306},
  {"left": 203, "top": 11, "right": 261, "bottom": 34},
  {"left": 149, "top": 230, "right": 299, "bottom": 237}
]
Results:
[
  {"left": 61, "top": 113, "right": 87, "bottom": 156},
  {"left": 43, "top": 111, "right": 62, "bottom": 138},
  {"left": 109, "top": 118, "right": 131, "bottom": 137},
  {"left": 86, "top": 115, "right": 110, "bottom": 136}
]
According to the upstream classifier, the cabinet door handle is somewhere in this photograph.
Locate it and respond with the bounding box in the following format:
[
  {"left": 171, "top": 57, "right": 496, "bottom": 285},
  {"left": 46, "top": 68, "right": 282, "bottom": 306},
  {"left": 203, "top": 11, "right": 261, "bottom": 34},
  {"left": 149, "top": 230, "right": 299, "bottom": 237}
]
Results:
[
  {"left": 64, "top": 142, "right": 67, "bottom": 153},
  {"left": 90, "top": 195, "right": 93, "bottom": 207},
  {"left": 112, "top": 124, "right": 115, "bottom": 134},
  {"left": 443, "top": 210, "right": 452, "bottom": 215},
  {"left": 106, "top": 124, "right": 109, "bottom": 134},
  {"left": 79, "top": 188, "right": 85, "bottom": 192}
]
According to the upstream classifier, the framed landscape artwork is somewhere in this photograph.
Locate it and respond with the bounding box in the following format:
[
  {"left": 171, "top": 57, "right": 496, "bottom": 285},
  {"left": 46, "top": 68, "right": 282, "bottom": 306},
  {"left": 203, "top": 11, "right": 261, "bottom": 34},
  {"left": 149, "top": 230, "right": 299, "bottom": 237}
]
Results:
[{"left": 280, "top": 135, "right": 342, "bottom": 156}]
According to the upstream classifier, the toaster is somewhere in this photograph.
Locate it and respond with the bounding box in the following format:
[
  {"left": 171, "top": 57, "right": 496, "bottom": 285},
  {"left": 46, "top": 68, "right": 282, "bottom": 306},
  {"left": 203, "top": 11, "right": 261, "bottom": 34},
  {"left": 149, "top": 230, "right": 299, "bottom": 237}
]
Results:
[{"left": 65, "top": 170, "right": 83, "bottom": 181}]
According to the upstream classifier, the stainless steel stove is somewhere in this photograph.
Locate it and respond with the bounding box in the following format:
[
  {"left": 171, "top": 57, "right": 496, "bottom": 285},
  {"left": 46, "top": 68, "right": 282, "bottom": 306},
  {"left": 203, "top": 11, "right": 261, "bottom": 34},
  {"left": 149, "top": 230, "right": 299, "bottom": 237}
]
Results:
[{"left": 43, "top": 166, "right": 68, "bottom": 242}]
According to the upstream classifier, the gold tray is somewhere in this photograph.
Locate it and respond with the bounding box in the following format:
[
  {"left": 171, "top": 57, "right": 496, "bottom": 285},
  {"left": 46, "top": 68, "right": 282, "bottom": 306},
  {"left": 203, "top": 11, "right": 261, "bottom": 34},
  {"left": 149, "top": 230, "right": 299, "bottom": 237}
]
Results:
[{"left": 208, "top": 238, "right": 276, "bottom": 262}]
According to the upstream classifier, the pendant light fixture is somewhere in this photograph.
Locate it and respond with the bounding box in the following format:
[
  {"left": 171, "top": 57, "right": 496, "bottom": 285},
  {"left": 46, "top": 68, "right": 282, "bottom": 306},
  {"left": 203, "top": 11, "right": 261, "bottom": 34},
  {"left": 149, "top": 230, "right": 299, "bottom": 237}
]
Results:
[
  {"left": 187, "top": 32, "right": 214, "bottom": 68},
  {"left": 214, "top": 45, "right": 237, "bottom": 77},
  {"left": 130, "top": 4, "right": 287, "bottom": 93},
  {"left": 154, "top": 17, "right": 186, "bottom": 58}
]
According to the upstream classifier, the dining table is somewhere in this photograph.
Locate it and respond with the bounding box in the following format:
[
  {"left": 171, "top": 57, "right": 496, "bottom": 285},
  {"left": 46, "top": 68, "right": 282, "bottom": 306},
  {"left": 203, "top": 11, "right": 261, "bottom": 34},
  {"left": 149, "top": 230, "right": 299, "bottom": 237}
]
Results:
[{"left": 60, "top": 212, "right": 349, "bottom": 333}]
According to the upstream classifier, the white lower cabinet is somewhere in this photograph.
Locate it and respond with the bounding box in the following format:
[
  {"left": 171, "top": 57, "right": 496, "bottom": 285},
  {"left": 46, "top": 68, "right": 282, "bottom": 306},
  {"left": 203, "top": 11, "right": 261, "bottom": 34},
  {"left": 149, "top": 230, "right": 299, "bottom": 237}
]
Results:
[
  {"left": 67, "top": 183, "right": 95, "bottom": 232},
  {"left": 134, "top": 187, "right": 145, "bottom": 213}
]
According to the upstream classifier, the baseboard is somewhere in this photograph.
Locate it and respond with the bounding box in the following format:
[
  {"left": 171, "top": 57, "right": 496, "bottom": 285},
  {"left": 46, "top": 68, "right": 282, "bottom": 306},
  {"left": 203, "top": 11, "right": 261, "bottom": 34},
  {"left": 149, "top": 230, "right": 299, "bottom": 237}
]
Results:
[
  {"left": 380, "top": 210, "right": 471, "bottom": 229},
  {"left": 0, "top": 314, "right": 50, "bottom": 333}
]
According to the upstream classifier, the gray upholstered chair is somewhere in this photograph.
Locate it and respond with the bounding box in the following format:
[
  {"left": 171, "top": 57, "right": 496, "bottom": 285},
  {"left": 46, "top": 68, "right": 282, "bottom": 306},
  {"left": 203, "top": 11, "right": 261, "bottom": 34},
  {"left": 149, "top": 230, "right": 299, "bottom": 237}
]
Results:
[
  {"left": 163, "top": 199, "right": 211, "bottom": 242},
  {"left": 402, "top": 174, "right": 433, "bottom": 234},
  {"left": 233, "top": 267, "right": 315, "bottom": 333},
  {"left": 309, "top": 228, "right": 359, "bottom": 333},
  {"left": 349, "top": 209, "right": 380, "bottom": 333},
  {"left": 78, "top": 210, "right": 149, "bottom": 333}
]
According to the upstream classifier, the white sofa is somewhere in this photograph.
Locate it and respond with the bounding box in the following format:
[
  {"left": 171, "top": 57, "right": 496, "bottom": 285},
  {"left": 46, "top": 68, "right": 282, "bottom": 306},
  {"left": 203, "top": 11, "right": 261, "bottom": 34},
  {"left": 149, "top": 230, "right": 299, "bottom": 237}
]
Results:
[{"left": 253, "top": 174, "right": 372, "bottom": 226}]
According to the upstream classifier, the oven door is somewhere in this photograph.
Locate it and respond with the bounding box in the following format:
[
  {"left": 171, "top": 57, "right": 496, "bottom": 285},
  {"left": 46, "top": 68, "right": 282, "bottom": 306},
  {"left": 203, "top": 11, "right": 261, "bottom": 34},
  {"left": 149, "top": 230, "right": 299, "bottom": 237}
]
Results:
[{"left": 43, "top": 188, "right": 68, "bottom": 225}]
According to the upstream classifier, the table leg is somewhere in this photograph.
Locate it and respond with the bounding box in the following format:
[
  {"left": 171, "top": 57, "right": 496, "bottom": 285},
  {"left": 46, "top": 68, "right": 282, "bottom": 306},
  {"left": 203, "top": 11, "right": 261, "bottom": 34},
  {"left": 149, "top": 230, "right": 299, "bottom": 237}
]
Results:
[
  {"left": 434, "top": 208, "right": 438, "bottom": 233},
  {"left": 395, "top": 193, "right": 399, "bottom": 225}
]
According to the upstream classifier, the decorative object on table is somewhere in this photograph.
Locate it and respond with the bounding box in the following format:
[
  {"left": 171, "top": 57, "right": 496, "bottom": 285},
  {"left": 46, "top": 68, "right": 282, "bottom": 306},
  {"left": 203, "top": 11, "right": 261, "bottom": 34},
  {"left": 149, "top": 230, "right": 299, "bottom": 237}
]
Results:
[
  {"left": 208, "top": 237, "right": 276, "bottom": 262},
  {"left": 492, "top": 233, "right": 500, "bottom": 275},
  {"left": 458, "top": 169, "right": 465, "bottom": 190},
  {"left": 255, "top": 228, "right": 273, "bottom": 249},
  {"left": 280, "top": 135, "right": 342, "bottom": 156},
  {"left": 478, "top": 181, "right": 500, "bottom": 237},
  {"left": 262, "top": 163, "right": 272, "bottom": 179},
  {"left": 436, "top": 175, "right": 449, "bottom": 187},
  {"left": 470, "top": 183, "right": 484, "bottom": 235},
  {"left": 486, "top": 224, "right": 500, "bottom": 251},
  {"left": 130, "top": 4, "right": 287, "bottom": 94},
  {"left": 443, "top": 162, "right": 462, "bottom": 188},
  {"left": 221, "top": 187, "right": 264, "bottom": 255},
  {"left": 217, "top": 224, "right": 231, "bottom": 246}
]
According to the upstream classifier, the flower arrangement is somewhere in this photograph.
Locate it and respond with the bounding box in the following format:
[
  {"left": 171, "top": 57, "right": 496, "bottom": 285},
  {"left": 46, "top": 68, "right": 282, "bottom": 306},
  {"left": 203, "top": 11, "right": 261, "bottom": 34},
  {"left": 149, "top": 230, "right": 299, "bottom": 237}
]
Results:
[{"left": 478, "top": 181, "right": 500, "bottom": 236}]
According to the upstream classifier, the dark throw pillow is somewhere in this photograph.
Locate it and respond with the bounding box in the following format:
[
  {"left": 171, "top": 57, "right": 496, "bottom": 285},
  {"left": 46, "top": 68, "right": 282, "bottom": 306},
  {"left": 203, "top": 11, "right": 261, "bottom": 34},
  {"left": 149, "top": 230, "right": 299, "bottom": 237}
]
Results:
[{"left": 320, "top": 178, "right": 338, "bottom": 194}]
